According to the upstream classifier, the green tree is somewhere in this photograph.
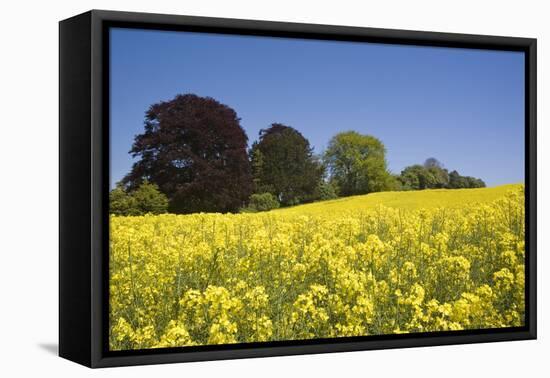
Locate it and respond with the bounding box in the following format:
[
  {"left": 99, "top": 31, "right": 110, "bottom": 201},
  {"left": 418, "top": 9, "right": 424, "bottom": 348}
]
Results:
[
  {"left": 244, "top": 192, "right": 280, "bottom": 212},
  {"left": 250, "top": 147, "right": 272, "bottom": 194},
  {"left": 399, "top": 165, "right": 436, "bottom": 190},
  {"left": 427, "top": 166, "right": 450, "bottom": 188},
  {"left": 109, "top": 182, "right": 168, "bottom": 216},
  {"left": 447, "top": 170, "right": 486, "bottom": 189},
  {"left": 423, "top": 158, "right": 450, "bottom": 188},
  {"left": 448, "top": 170, "right": 467, "bottom": 188},
  {"left": 400, "top": 161, "right": 485, "bottom": 191},
  {"left": 250, "top": 124, "right": 324, "bottom": 206},
  {"left": 109, "top": 184, "right": 139, "bottom": 216},
  {"left": 315, "top": 180, "right": 338, "bottom": 201},
  {"left": 324, "top": 131, "right": 393, "bottom": 196},
  {"left": 132, "top": 181, "right": 169, "bottom": 215},
  {"left": 387, "top": 174, "right": 404, "bottom": 191}
]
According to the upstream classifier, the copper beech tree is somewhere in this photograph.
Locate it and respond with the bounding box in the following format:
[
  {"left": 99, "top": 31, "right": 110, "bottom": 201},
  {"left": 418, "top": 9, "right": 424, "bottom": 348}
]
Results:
[{"left": 122, "top": 94, "right": 252, "bottom": 214}]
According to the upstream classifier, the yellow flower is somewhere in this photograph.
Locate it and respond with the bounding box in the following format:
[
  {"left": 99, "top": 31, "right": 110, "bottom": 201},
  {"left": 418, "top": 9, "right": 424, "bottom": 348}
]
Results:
[{"left": 109, "top": 186, "right": 526, "bottom": 349}]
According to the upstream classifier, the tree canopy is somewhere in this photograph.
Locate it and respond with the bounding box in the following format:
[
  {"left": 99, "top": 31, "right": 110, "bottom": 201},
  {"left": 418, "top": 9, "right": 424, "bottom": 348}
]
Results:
[
  {"left": 249, "top": 124, "right": 324, "bottom": 206},
  {"left": 122, "top": 94, "right": 252, "bottom": 214},
  {"left": 448, "top": 170, "right": 486, "bottom": 189},
  {"left": 109, "top": 185, "right": 140, "bottom": 216},
  {"left": 109, "top": 181, "right": 168, "bottom": 216},
  {"left": 111, "top": 93, "right": 489, "bottom": 215},
  {"left": 324, "top": 131, "right": 394, "bottom": 196},
  {"left": 243, "top": 192, "right": 280, "bottom": 212},
  {"left": 132, "top": 181, "right": 169, "bottom": 214},
  {"left": 399, "top": 159, "right": 485, "bottom": 190}
]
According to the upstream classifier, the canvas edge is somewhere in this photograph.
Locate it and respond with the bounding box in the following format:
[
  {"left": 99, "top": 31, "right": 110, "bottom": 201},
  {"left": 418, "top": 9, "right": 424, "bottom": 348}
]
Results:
[{"left": 59, "top": 10, "right": 94, "bottom": 368}]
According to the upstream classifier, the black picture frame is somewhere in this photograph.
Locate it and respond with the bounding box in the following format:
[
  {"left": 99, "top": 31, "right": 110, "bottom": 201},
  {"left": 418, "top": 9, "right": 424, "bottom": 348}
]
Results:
[{"left": 59, "top": 9, "right": 537, "bottom": 368}]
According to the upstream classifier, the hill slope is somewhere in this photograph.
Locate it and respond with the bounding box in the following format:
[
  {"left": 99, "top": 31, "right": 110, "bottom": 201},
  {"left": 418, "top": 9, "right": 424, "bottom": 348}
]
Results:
[{"left": 271, "top": 183, "right": 523, "bottom": 216}]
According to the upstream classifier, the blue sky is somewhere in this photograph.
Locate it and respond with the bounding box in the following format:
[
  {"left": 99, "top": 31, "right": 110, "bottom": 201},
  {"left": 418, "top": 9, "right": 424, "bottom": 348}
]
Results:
[{"left": 110, "top": 28, "right": 525, "bottom": 188}]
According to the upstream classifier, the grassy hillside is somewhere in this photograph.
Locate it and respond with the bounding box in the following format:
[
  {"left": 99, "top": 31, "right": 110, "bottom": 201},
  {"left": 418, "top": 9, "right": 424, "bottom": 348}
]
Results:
[{"left": 271, "top": 183, "right": 523, "bottom": 216}]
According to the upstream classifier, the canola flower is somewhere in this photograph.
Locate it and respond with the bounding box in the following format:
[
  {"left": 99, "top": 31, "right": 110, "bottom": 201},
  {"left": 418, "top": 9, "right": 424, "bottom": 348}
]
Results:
[{"left": 109, "top": 185, "right": 525, "bottom": 350}]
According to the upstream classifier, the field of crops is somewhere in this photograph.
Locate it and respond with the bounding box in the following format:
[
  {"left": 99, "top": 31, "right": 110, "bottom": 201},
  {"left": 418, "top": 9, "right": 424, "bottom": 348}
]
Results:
[{"left": 109, "top": 184, "right": 525, "bottom": 350}]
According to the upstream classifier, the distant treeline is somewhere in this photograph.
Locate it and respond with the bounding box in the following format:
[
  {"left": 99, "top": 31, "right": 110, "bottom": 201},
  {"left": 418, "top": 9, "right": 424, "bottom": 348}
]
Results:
[{"left": 110, "top": 94, "right": 485, "bottom": 215}]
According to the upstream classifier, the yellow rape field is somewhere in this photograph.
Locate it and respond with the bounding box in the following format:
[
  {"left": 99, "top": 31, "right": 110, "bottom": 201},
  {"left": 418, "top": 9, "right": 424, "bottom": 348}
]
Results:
[{"left": 109, "top": 184, "right": 525, "bottom": 350}]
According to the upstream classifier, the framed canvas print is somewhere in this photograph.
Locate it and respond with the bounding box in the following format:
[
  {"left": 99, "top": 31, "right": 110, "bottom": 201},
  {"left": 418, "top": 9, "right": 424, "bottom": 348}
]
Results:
[{"left": 59, "top": 10, "right": 537, "bottom": 368}]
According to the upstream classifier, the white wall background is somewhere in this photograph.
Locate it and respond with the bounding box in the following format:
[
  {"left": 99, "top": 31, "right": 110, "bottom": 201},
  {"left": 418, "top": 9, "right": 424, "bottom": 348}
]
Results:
[{"left": 0, "top": 0, "right": 547, "bottom": 376}]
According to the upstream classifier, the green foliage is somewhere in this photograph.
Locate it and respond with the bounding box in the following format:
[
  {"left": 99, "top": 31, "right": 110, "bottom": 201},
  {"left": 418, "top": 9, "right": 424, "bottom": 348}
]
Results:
[
  {"left": 109, "top": 182, "right": 168, "bottom": 216},
  {"left": 324, "top": 131, "right": 393, "bottom": 196},
  {"left": 424, "top": 158, "right": 450, "bottom": 188},
  {"left": 427, "top": 166, "right": 450, "bottom": 188},
  {"left": 399, "top": 159, "right": 485, "bottom": 191},
  {"left": 448, "top": 170, "right": 486, "bottom": 189},
  {"left": 117, "top": 91, "right": 489, "bottom": 213},
  {"left": 400, "top": 165, "right": 438, "bottom": 190},
  {"left": 315, "top": 181, "right": 339, "bottom": 201},
  {"left": 468, "top": 177, "right": 486, "bottom": 188},
  {"left": 109, "top": 185, "right": 140, "bottom": 216},
  {"left": 243, "top": 193, "right": 280, "bottom": 212},
  {"left": 250, "top": 147, "right": 266, "bottom": 193},
  {"left": 250, "top": 124, "right": 324, "bottom": 206},
  {"left": 386, "top": 174, "right": 404, "bottom": 191},
  {"left": 132, "top": 181, "right": 169, "bottom": 215}
]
